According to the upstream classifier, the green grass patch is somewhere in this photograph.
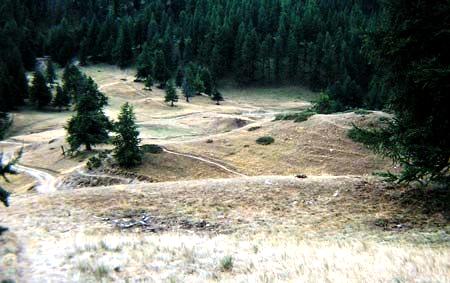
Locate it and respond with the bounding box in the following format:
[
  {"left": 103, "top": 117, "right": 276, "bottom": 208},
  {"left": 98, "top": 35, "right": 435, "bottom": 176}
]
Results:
[
  {"left": 274, "top": 110, "right": 316, "bottom": 123},
  {"left": 141, "top": 144, "right": 164, "bottom": 154}
]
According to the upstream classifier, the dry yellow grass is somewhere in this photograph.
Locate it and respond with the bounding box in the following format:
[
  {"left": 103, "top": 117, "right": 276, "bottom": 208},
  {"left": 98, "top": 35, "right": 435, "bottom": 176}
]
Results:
[{"left": 1, "top": 65, "right": 448, "bottom": 282}]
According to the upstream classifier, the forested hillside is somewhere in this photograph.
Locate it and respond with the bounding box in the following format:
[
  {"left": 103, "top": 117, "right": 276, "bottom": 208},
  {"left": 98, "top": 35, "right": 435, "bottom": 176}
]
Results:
[{"left": 1, "top": 0, "right": 382, "bottom": 112}]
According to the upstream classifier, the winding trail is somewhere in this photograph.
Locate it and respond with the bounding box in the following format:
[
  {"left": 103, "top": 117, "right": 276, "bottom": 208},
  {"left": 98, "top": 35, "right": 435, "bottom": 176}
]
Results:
[
  {"left": 0, "top": 141, "right": 57, "bottom": 193},
  {"left": 162, "top": 147, "right": 247, "bottom": 177}
]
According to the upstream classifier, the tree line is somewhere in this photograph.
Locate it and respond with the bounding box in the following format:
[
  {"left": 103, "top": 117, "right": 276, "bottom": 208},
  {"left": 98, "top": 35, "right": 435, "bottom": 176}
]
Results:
[{"left": 1, "top": 0, "right": 382, "bottom": 113}]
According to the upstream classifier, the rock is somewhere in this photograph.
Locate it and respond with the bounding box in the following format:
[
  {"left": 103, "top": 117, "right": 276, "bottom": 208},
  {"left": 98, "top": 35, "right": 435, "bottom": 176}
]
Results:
[
  {"left": 206, "top": 139, "right": 214, "bottom": 144},
  {"left": 296, "top": 174, "right": 307, "bottom": 179}
]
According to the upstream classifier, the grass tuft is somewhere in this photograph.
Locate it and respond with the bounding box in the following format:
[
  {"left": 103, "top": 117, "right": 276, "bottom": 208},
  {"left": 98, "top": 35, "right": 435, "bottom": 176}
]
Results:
[{"left": 220, "top": 255, "right": 233, "bottom": 272}]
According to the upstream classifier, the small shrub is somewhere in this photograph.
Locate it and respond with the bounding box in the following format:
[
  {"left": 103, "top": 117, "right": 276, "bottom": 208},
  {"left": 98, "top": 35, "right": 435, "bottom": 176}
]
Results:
[
  {"left": 313, "top": 93, "right": 345, "bottom": 114},
  {"left": 87, "top": 155, "right": 102, "bottom": 170},
  {"left": 141, "top": 144, "right": 163, "bottom": 154},
  {"left": 274, "top": 110, "right": 316, "bottom": 123},
  {"left": 354, "top": 109, "right": 372, "bottom": 115},
  {"left": 256, "top": 136, "right": 275, "bottom": 145},
  {"left": 220, "top": 256, "right": 233, "bottom": 272},
  {"left": 248, "top": 126, "right": 261, "bottom": 132}
]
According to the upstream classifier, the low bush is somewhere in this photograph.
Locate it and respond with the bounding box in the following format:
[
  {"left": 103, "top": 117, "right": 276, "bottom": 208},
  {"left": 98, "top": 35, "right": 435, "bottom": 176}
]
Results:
[
  {"left": 87, "top": 155, "right": 102, "bottom": 170},
  {"left": 141, "top": 144, "right": 163, "bottom": 154},
  {"left": 248, "top": 126, "right": 261, "bottom": 132},
  {"left": 220, "top": 256, "right": 233, "bottom": 271},
  {"left": 256, "top": 136, "right": 275, "bottom": 145},
  {"left": 274, "top": 110, "right": 316, "bottom": 123}
]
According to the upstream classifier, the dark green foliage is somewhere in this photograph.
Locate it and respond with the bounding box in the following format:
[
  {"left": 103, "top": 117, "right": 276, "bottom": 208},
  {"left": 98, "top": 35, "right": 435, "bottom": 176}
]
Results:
[
  {"left": 256, "top": 136, "right": 275, "bottom": 145},
  {"left": 113, "top": 20, "right": 133, "bottom": 68},
  {"left": 211, "top": 89, "right": 224, "bottom": 105},
  {"left": 153, "top": 50, "right": 169, "bottom": 87},
  {"left": 182, "top": 78, "right": 194, "bottom": 103},
  {"left": 87, "top": 155, "right": 102, "bottom": 170},
  {"left": 0, "top": 0, "right": 386, "bottom": 111},
  {"left": 275, "top": 110, "right": 316, "bottom": 123},
  {"left": 62, "top": 64, "right": 83, "bottom": 101},
  {"left": 113, "top": 103, "right": 142, "bottom": 168},
  {"left": 145, "top": 76, "right": 154, "bottom": 90},
  {"left": 30, "top": 71, "right": 52, "bottom": 109},
  {"left": 0, "top": 149, "right": 21, "bottom": 207},
  {"left": 66, "top": 77, "right": 111, "bottom": 152},
  {"left": 46, "top": 60, "right": 57, "bottom": 85},
  {"left": 52, "top": 85, "right": 70, "bottom": 110},
  {"left": 313, "top": 93, "right": 344, "bottom": 114},
  {"left": 141, "top": 144, "right": 163, "bottom": 154},
  {"left": 354, "top": 0, "right": 450, "bottom": 185},
  {"left": 165, "top": 80, "right": 178, "bottom": 107}
]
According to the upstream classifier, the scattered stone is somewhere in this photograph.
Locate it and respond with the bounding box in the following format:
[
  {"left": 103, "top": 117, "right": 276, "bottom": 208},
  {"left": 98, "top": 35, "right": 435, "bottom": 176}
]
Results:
[
  {"left": 206, "top": 139, "right": 214, "bottom": 144},
  {"left": 296, "top": 174, "right": 307, "bottom": 179}
]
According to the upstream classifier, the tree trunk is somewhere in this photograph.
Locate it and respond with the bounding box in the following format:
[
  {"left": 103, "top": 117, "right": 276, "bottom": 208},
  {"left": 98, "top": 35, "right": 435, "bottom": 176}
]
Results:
[
  {"left": 86, "top": 144, "right": 92, "bottom": 151},
  {"left": 171, "top": 101, "right": 174, "bottom": 107}
]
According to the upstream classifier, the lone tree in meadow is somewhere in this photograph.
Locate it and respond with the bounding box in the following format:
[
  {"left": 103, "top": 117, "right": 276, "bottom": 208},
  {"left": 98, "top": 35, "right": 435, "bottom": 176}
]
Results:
[
  {"left": 113, "top": 103, "right": 142, "bottom": 167},
  {"left": 182, "top": 77, "right": 195, "bottom": 103},
  {"left": 46, "top": 59, "right": 57, "bottom": 86},
  {"left": 211, "top": 88, "right": 224, "bottom": 105},
  {"left": 66, "top": 77, "right": 111, "bottom": 151},
  {"left": 165, "top": 80, "right": 178, "bottom": 107},
  {"left": 52, "top": 85, "right": 71, "bottom": 111},
  {"left": 30, "top": 71, "right": 52, "bottom": 109}
]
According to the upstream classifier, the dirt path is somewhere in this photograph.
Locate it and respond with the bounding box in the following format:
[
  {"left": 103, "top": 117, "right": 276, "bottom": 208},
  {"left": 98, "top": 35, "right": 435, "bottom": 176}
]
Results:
[
  {"left": 162, "top": 147, "right": 248, "bottom": 177},
  {"left": 0, "top": 141, "right": 57, "bottom": 193}
]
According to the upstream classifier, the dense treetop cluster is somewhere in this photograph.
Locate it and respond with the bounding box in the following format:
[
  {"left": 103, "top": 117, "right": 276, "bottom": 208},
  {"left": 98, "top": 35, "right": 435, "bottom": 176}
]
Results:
[{"left": 1, "top": 0, "right": 381, "bottom": 112}]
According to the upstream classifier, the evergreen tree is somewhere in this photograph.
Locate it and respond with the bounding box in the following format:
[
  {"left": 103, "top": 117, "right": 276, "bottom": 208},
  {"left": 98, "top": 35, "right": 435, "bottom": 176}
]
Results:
[
  {"left": 211, "top": 88, "right": 224, "bottom": 105},
  {"left": 52, "top": 85, "right": 70, "bottom": 111},
  {"left": 153, "top": 50, "right": 170, "bottom": 87},
  {"left": 192, "top": 73, "right": 205, "bottom": 95},
  {"left": 46, "top": 60, "right": 57, "bottom": 86},
  {"left": 145, "top": 75, "right": 154, "bottom": 90},
  {"left": 165, "top": 80, "right": 178, "bottom": 107},
  {"left": 113, "top": 20, "right": 133, "bottom": 68},
  {"left": 182, "top": 77, "right": 194, "bottom": 103},
  {"left": 66, "top": 77, "right": 111, "bottom": 151},
  {"left": 136, "top": 42, "right": 154, "bottom": 79},
  {"left": 30, "top": 71, "right": 52, "bottom": 109},
  {"left": 113, "top": 103, "right": 142, "bottom": 168},
  {"left": 355, "top": 0, "right": 450, "bottom": 184},
  {"left": 200, "top": 67, "right": 214, "bottom": 95},
  {"left": 62, "top": 64, "right": 83, "bottom": 100}
]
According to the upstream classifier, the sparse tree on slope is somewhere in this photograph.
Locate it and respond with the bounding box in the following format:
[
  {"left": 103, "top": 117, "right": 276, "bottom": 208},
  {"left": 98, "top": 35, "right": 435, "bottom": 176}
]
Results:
[
  {"left": 165, "top": 80, "right": 178, "bottom": 107},
  {"left": 46, "top": 59, "right": 57, "bottom": 86},
  {"left": 153, "top": 50, "right": 170, "bottom": 88},
  {"left": 30, "top": 71, "right": 52, "bottom": 109},
  {"left": 113, "top": 103, "right": 142, "bottom": 167},
  {"left": 211, "top": 88, "right": 224, "bottom": 105},
  {"left": 52, "top": 85, "right": 70, "bottom": 111},
  {"left": 66, "top": 77, "right": 111, "bottom": 151}
]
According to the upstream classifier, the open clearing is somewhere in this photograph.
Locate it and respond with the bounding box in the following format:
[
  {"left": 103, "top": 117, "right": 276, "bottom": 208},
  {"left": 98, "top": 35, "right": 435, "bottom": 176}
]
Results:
[{"left": 1, "top": 65, "right": 448, "bottom": 282}]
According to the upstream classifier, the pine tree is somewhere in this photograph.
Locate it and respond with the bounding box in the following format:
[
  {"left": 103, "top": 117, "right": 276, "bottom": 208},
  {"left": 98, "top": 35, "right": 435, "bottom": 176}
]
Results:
[
  {"left": 62, "top": 64, "right": 83, "bottom": 100},
  {"left": 52, "top": 85, "right": 70, "bottom": 111},
  {"left": 30, "top": 71, "right": 52, "bottom": 109},
  {"left": 192, "top": 73, "right": 205, "bottom": 95},
  {"left": 165, "top": 80, "right": 178, "bottom": 107},
  {"left": 113, "top": 103, "right": 142, "bottom": 168},
  {"left": 145, "top": 75, "right": 154, "bottom": 90},
  {"left": 211, "top": 88, "right": 224, "bottom": 105},
  {"left": 355, "top": 0, "right": 450, "bottom": 184},
  {"left": 153, "top": 50, "right": 170, "bottom": 87},
  {"left": 182, "top": 77, "right": 194, "bottom": 103},
  {"left": 46, "top": 60, "right": 57, "bottom": 86},
  {"left": 66, "top": 77, "right": 111, "bottom": 151},
  {"left": 136, "top": 42, "right": 154, "bottom": 79},
  {"left": 200, "top": 67, "right": 214, "bottom": 95},
  {"left": 113, "top": 20, "right": 133, "bottom": 68}
]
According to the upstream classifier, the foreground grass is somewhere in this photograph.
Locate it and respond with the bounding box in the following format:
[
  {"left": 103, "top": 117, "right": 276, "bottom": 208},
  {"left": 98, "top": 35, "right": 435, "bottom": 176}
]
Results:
[{"left": 65, "top": 232, "right": 450, "bottom": 282}]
